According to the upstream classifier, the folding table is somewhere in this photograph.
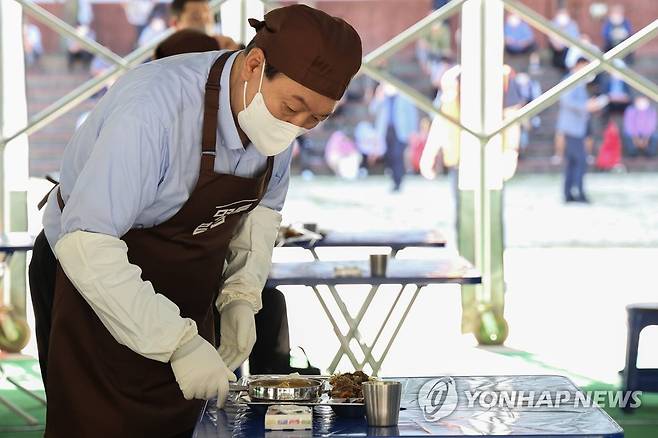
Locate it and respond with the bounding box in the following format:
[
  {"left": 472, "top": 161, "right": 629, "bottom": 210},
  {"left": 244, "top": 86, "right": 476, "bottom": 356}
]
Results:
[
  {"left": 282, "top": 229, "right": 446, "bottom": 258},
  {"left": 266, "top": 257, "right": 480, "bottom": 375},
  {"left": 193, "top": 375, "right": 624, "bottom": 437}
]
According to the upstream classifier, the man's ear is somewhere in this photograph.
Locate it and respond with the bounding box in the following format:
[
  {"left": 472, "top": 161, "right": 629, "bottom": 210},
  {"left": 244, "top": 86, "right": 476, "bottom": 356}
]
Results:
[
  {"left": 241, "top": 48, "right": 265, "bottom": 82},
  {"left": 169, "top": 17, "right": 178, "bottom": 29}
]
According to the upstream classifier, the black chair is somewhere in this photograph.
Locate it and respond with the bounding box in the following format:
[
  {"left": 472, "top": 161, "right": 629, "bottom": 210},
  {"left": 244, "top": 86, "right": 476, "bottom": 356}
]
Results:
[{"left": 622, "top": 303, "right": 658, "bottom": 410}]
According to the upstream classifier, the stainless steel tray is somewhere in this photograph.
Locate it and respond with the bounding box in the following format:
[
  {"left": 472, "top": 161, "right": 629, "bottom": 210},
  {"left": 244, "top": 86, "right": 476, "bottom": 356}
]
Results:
[{"left": 230, "top": 374, "right": 365, "bottom": 408}]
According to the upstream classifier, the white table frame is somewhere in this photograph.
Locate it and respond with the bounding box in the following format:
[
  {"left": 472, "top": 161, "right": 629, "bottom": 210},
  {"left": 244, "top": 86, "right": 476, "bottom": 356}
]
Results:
[{"left": 271, "top": 249, "right": 479, "bottom": 376}]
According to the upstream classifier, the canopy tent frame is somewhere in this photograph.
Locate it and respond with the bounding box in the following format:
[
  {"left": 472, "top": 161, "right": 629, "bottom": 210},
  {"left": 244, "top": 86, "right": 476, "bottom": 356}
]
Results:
[{"left": 0, "top": 0, "right": 656, "bottom": 355}]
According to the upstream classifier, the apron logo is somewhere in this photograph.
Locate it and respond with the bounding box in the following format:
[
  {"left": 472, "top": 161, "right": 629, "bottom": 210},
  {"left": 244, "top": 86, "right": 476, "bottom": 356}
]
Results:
[{"left": 193, "top": 199, "right": 257, "bottom": 235}]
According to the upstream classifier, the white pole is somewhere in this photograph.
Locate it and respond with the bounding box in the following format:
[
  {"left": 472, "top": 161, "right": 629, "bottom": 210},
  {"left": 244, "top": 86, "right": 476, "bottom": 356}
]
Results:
[
  {"left": 458, "top": 0, "right": 506, "bottom": 342},
  {"left": 0, "top": 1, "right": 29, "bottom": 317},
  {"left": 220, "top": 0, "right": 264, "bottom": 45}
]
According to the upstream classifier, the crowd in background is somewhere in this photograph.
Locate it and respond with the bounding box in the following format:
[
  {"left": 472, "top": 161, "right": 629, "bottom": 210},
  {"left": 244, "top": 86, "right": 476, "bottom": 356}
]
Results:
[
  {"left": 308, "top": 1, "right": 654, "bottom": 198},
  {"left": 21, "top": 0, "right": 657, "bottom": 196}
]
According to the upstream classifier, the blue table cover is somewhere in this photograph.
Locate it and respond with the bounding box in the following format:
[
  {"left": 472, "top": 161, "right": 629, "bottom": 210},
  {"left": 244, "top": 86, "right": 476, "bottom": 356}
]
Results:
[{"left": 192, "top": 375, "right": 623, "bottom": 437}]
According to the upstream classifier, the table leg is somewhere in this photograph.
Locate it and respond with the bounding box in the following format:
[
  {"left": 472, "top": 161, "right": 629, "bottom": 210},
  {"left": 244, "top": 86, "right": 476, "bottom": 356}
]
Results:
[
  {"left": 0, "top": 394, "right": 39, "bottom": 425},
  {"left": 371, "top": 285, "right": 422, "bottom": 375},
  {"left": 310, "top": 286, "right": 362, "bottom": 371},
  {"left": 326, "top": 284, "right": 380, "bottom": 373},
  {"left": 358, "top": 285, "right": 407, "bottom": 371},
  {"left": 5, "top": 375, "right": 46, "bottom": 404},
  {"left": 0, "top": 362, "right": 41, "bottom": 426}
]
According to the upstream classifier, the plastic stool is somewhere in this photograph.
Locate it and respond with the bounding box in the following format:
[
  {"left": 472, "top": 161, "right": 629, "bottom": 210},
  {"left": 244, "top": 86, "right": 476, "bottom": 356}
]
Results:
[{"left": 623, "top": 303, "right": 658, "bottom": 409}]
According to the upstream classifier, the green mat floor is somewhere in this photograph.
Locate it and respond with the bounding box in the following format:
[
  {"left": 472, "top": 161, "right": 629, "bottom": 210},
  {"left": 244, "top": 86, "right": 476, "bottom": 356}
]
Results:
[{"left": 0, "top": 357, "right": 45, "bottom": 438}]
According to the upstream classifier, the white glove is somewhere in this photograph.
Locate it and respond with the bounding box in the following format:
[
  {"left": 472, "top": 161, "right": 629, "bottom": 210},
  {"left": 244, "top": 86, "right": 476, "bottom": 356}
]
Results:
[
  {"left": 218, "top": 300, "right": 256, "bottom": 371},
  {"left": 171, "top": 334, "right": 237, "bottom": 408},
  {"left": 217, "top": 205, "right": 281, "bottom": 313},
  {"left": 54, "top": 230, "right": 198, "bottom": 362}
]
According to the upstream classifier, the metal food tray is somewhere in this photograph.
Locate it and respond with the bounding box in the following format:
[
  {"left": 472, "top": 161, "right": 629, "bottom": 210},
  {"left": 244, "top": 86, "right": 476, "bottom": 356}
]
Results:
[{"left": 230, "top": 375, "right": 365, "bottom": 408}]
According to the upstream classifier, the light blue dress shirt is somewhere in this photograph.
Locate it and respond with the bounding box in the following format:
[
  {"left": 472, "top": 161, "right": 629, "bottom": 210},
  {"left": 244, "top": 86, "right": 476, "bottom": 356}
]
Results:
[{"left": 43, "top": 50, "right": 292, "bottom": 249}]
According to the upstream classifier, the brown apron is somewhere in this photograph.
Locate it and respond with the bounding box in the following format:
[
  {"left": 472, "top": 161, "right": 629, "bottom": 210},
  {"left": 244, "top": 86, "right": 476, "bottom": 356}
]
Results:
[{"left": 45, "top": 51, "right": 274, "bottom": 437}]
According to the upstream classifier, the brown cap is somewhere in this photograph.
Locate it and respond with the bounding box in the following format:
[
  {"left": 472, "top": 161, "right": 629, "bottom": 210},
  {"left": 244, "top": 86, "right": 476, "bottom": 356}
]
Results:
[
  {"left": 154, "top": 29, "right": 220, "bottom": 60},
  {"left": 248, "top": 4, "right": 362, "bottom": 100}
]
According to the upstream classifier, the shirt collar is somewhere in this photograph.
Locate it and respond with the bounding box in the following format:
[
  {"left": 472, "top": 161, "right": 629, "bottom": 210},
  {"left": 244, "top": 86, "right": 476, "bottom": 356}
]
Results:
[{"left": 218, "top": 50, "right": 245, "bottom": 150}]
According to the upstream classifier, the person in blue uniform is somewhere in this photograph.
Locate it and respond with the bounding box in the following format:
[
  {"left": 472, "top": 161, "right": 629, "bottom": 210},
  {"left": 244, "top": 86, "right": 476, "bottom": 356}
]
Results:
[{"left": 28, "top": 5, "right": 362, "bottom": 437}]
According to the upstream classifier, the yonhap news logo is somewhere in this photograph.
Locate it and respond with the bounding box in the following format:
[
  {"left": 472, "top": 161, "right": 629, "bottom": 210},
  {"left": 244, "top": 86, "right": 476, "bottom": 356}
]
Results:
[
  {"left": 418, "top": 377, "right": 642, "bottom": 423},
  {"left": 418, "top": 377, "right": 459, "bottom": 422}
]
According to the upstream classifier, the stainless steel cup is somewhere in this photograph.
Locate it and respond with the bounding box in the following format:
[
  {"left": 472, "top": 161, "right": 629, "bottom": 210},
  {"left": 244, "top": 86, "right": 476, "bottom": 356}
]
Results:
[
  {"left": 362, "top": 381, "right": 402, "bottom": 427},
  {"left": 369, "top": 254, "right": 388, "bottom": 277}
]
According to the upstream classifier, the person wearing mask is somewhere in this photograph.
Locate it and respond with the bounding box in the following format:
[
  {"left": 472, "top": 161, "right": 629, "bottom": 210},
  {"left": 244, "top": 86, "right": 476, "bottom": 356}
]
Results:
[
  {"left": 28, "top": 5, "right": 361, "bottom": 437},
  {"left": 169, "top": 0, "right": 241, "bottom": 50},
  {"left": 370, "top": 84, "right": 419, "bottom": 192},
  {"left": 504, "top": 13, "right": 536, "bottom": 55},
  {"left": 66, "top": 24, "right": 95, "bottom": 72},
  {"left": 153, "top": 26, "right": 319, "bottom": 378},
  {"left": 565, "top": 34, "right": 595, "bottom": 70},
  {"left": 602, "top": 4, "right": 633, "bottom": 63},
  {"left": 138, "top": 15, "right": 168, "bottom": 47},
  {"left": 623, "top": 95, "right": 658, "bottom": 157},
  {"left": 602, "top": 4, "right": 632, "bottom": 51},
  {"left": 556, "top": 58, "right": 607, "bottom": 203},
  {"left": 601, "top": 71, "right": 632, "bottom": 115},
  {"left": 514, "top": 72, "right": 541, "bottom": 154},
  {"left": 549, "top": 8, "right": 580, "bottom": 70},
  {"left": 123, "top": 0, "right": 155, "bottom": 47}
]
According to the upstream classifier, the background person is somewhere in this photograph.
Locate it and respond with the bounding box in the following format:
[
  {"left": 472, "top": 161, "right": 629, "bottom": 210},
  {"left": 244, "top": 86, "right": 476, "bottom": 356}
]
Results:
[
  {"left": 370, "top": 83, "right": 419, "bottom": 192},
  {"left": 623, "top": 95, "right": 658, "bottom": 157},
  {"left": 556, "top": 58, "right": 607, "bottom": 203}
]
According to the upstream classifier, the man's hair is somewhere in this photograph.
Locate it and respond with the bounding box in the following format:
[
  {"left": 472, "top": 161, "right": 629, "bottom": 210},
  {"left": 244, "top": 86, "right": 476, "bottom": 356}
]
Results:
[
  {"left": 154, "top": 29, "right": 220, "bottom": 60},
  {"left": 170, "top": 0, "right": 208, "bottom": 17},
  {"left": 244, "top": 38, "right": 279, "bottom": 79}
]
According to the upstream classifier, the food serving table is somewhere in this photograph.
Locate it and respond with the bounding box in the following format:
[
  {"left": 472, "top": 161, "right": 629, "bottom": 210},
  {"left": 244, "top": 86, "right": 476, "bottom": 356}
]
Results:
[
  {"left": 192, "top": 375, "right": 624, "bottom": 437},
  {"left": 281, "top": 229, "right": 446, "bottom": 258},
  {"left": 265, "top": 257, "right": 480, "bottom": 375}
]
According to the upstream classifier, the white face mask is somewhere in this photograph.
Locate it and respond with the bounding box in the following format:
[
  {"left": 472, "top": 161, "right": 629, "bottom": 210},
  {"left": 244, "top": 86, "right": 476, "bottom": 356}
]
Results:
[
  {"left": 556, "top": 14, "right": 569, "bottom": 26},
  {"left": 636, "top": 98, "right": 650, "bottom": 110},
  {"left": 237, "top": 61, "right": 308, "bottom": 156}
]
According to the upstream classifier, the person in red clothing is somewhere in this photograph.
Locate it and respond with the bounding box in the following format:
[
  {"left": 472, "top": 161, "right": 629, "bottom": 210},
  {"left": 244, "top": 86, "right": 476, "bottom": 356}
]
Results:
[{"left": 409, "top": 117, "right": 431, "bottom": 174}]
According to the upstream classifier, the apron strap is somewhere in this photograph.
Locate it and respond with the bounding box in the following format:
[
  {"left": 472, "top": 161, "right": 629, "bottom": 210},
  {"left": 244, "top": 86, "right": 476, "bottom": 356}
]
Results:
[
  {"left": 201, "top": 51, "right": 237, "bottom": 172},
  {"left": 261, "top": 155, "right": 275, "bottom": 194},
  {"left": 56, "top": 187, "right": 65, "bottom": 211},
  {"left": 37, "top": 184, "right": 56, "bottom": 211}
]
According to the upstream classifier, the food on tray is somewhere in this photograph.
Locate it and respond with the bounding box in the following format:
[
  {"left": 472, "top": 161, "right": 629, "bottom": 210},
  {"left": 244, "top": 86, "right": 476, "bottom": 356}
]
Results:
[
  {"left": 282, "top": 226, "right": 305, "bottom": 239},
  {"left": 254, "top": 378, "right": 318, "bottom": 389},
  {"left": 329, "top": 371, "right": 372, "bottom": 399}
]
